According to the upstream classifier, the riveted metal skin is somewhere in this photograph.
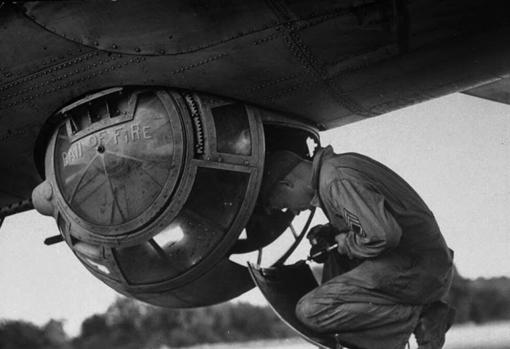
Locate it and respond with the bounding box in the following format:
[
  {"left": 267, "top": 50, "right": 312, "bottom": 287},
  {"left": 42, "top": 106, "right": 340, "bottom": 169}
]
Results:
[
  {"left": 4, "top": 0, "right": 510, "bottom": 213},
  {"left": 22, "top": 2, "right": 279, "bottom": 56},
  {"left": 0, "top": 198, "right": 34, "bottom": 218}
]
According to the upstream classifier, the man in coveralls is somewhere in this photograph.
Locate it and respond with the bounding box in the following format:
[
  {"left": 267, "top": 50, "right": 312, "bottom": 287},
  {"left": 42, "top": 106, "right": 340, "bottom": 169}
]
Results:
[{"left": 260, "top": 146, "right": 456, "bottom": 349}]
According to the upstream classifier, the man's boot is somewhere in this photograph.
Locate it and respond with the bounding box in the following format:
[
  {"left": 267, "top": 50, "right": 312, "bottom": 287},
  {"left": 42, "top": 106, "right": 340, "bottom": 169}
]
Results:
[{"left": 414, "top": 302, "right": 456, "bottom": 349}]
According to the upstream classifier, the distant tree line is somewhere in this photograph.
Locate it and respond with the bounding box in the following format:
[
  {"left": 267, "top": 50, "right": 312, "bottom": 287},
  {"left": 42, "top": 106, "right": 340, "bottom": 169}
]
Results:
[
  {"left": 0, "top": 300, "right": 294, "bottom": 349},
  {"left": 71, "top": 298, "right": 294, "bottom": 349},
  {"left": 1, "top": 271, "right": 510, "bottom": 349},
  {"left": 0, "top": 319, "right": 69, "bottom": 349},
  {"left": 448, "top": 268, "right": 510, "bottom": 324}
]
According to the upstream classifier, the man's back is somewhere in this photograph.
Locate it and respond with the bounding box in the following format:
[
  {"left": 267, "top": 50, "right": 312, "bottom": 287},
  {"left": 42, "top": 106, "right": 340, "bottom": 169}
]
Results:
[{"left": 315, "top": 147, "right": 453, "bottom": 304}]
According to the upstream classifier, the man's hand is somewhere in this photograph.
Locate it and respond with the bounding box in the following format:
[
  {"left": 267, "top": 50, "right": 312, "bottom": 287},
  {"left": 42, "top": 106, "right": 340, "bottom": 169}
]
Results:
[
  {"left": 307, "top": 224, "right": 337, "bottom": 263},
  {"left": 334, "top": 232, "right": 349, "bottom": 256},
  {"left": 307, "top": 223, "right": 337, "bottom": 245}
]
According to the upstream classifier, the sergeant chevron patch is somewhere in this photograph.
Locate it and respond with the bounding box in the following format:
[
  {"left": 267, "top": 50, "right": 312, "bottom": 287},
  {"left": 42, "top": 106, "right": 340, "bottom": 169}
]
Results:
[{"left": 343, "top": 208, "right": 366, "bottom": 238}]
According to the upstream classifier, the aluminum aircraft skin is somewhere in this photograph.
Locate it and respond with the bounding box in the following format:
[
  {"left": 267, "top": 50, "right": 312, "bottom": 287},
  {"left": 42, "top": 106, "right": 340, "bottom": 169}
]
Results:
[
  {"left": 1, "top": 1, "right": 510, "bottom": 347},
  {"left": 0, "top": 0, "right": 509, "bottom": 211}
]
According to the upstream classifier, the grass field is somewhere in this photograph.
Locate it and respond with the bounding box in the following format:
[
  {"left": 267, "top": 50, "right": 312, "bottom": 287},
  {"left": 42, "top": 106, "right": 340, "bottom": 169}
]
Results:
[{"left": 184, "top": 321, "right": 510, "bottom": 349}]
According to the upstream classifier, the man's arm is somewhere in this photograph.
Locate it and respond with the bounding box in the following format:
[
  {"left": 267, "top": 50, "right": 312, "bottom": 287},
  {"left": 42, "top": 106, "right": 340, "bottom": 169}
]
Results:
[{"left": 328, "top": 179, "right": 402, "bottom": 259}]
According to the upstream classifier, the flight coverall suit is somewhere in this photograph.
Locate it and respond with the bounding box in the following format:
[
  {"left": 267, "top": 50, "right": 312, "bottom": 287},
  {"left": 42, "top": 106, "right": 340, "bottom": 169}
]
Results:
[{"left": 296, "top": 146, "right": 454, "bottom": 349}]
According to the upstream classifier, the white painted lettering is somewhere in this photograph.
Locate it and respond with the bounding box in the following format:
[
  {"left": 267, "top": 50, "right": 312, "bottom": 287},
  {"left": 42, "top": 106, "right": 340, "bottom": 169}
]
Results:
[
  {"left": 98, "top": 131, "right": 107, "bottom": 144},
  {"left": 62, "top": 122, "right": 155, "bottom": 167},
  {"left": 131, "top": 124, "right": 140, "bottom": 141},
  {"left": 62, "top": 142, "right": 83, "bottom": 167},
  {"left": 143, "top": 126, "right": 152, "bottom": 139},
  {"left": 114, "top": 128, "right": 122, "bottom": 145},
  {"left": 88, "top": 134, "right": 98, "bottom": 147}
]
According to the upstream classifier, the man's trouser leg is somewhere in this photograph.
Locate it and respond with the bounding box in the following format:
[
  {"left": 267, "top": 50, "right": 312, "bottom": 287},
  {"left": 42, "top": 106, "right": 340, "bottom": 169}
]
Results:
[
  {"left": 414, "top": 269, "right": 456, "bottom": 349},
  {"left": 296, "top": 276, "right": 422, "bottom": 349}
]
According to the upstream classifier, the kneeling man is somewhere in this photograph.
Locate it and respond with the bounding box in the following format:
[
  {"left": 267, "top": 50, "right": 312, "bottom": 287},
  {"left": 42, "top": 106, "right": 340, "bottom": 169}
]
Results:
[{"left": 260, "top": 146, "right": 455, "bottom": 349}]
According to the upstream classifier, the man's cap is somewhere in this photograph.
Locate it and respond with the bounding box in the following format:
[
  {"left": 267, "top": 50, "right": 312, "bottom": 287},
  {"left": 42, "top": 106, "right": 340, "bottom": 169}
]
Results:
[{"left": 259, "top": 150, "right": 303, "bottom": 204}]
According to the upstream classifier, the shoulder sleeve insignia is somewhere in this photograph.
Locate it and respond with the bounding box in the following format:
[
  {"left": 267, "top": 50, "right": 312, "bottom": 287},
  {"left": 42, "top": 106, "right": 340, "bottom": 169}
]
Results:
[{"left": 343, "top": 208, "right": 366, "bottom": 238}]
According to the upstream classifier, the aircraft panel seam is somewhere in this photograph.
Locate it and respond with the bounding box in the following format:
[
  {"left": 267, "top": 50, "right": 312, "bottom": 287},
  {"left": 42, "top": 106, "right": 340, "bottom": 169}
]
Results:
[
  {"left": 264, "top": 0, "right": 372, "bottom": 117},
  {"left": 0, "top": 57, "right": 146, "bottom": 111},
  {"left": 0, "top": 53, "right": 123, "bottom": 103},
  {"left": 0, "top": 51, "right": 101, "bottom": 93},
  {"left": 169, "top": 53, "right": 230, "bottom": 76}
]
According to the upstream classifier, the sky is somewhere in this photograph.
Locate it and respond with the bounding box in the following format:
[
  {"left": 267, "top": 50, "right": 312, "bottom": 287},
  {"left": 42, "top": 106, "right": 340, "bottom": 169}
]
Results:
[{"left": 0, "top": 93, "right": 509, "bottom": 336}]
